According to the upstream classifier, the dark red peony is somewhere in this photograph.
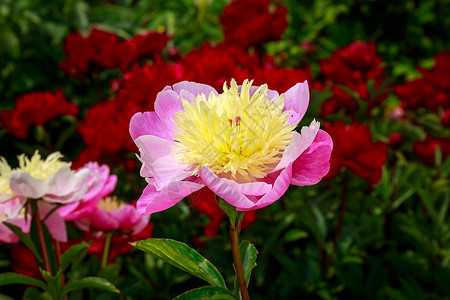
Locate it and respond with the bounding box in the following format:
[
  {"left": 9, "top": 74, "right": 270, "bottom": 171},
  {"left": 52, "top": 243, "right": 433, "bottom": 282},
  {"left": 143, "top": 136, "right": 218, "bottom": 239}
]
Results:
[
  {"left": 0, "top": 89, "right": 79, "bottom": 138},
  {"left": 413, "top": 135, "right": 450, "bottom": 166},
  {"left": 319, "top": 41, "right": 389, "bottom": 116},
  {"left": 324, "top": 121, "right": 388, "bottom": 184},
  {"left": 220, "top": 0, "right": 288, "bottom": 48}
]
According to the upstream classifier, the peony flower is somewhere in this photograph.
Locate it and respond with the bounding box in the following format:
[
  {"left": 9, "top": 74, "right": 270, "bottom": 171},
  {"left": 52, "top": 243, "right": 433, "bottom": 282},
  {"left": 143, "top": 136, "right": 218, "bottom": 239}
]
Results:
[
  {"left": 0, "top": 151, "right": 90, "bottom": 204},
  {"left": 0, "top": 197, "right": 30, "bottom": 243},
  {"left": 413, "top": 135, "right": 450, "bottom": 166},
  {"left": 130, "top": 79, "right": 333, "bottom": 214},
  {"left": 220, "top": 0, "right": 288, "bottom": 48},
  {"left": 0, "top": 89, "right": 79, "bottom": 138},
  {"left": 75, "top": 197, "right": 150, "bottom": 234},
  {"left": 324, "top": 121, "right": 388, "bottom": 184},
  {"left": 58, "top": 162, "right": 117, "bottom": 221}
]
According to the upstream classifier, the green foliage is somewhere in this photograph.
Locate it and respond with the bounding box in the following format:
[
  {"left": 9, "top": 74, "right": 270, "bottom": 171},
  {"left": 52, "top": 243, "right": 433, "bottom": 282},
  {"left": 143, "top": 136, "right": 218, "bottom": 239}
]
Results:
[{"left": 133, "top": 238, "right": 228, "bottom": 289}]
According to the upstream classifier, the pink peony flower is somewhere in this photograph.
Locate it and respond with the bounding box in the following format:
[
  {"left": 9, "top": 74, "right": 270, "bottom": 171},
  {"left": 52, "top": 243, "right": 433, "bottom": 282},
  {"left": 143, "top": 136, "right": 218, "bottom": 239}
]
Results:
[
  {"left": 0, "top": 151, "right": 90, "bottom": 204},
  {"left": 130, "top": 79, "right": 333, "bottom": 214},
  {"left": 75, "top": 198, "right": 150, "bottom": 235},
  {"left": 0, "top": 197, "right": 30, "bottom": 243},
  {"left": 58, "top": 162, "right": 117, "bottom": 221}
]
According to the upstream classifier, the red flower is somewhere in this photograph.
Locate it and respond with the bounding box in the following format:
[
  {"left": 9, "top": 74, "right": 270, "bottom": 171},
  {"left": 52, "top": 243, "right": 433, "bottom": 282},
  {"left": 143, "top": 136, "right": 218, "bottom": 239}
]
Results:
[
  {"left": 320, "top": 86, "right": 359, "bottom": 118},
  {"left": 253, "top": 64, "right": 312, "bottom": 93},
  {"left": 396, "top": 50, "right": 450, "bottom": 111},
  {"left": 324, "top": 121, "right": 388, "bottom": 184},
  {"left": 189, "top": 187, "right": 257, "bottom": 237},
  {"left": 115, "top": 60, "right": 181, "bottom": 119},
  {"left": 60, "top": 28, "right": 168, "bottom": 79},
  {"left": 320, "top": 41, "right": 389, "bottom": 113},
  {"left": 395, "top": 79, "right": 442, "bottom": 111},
  {"left": 78, "top": 100, "right": 133, "bottom": 154},
  {"left": 441, "top": 109, "right": 450, "bottom": 127},
  {"left": 118, "top": 32, "right": 169, "bottom": 71},
  {"left": 388, "top": 132, "right": 403, "bottom": 150},
  {"left": 220, "top": 0, "right": 288, "bottom": 48},
  {"left": 0, "top": 89, "right": 78, "bottom": 138},
  {"left": 10, "top": 244, "right": 41, "bottom": 280},
  {"left": 60, "top": 28, "right": 122, "bottom": 79},
  {"left": 413, "top": 135, "right": 450, "bottom": 166},
  {"left": 419, "top": 50, "right": 450, "bottom": 91},
  {"left": 87, "top": 224, "right": 154, "bottom": 262},
  {"left": 179, "top": 43, "right": 253, "bottom": 91}
]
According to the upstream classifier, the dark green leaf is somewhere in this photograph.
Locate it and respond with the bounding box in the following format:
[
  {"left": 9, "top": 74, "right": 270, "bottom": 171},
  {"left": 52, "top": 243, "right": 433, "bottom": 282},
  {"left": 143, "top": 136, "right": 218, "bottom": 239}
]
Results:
[
  {"left": 0, "top": 272, "right": 47, "bottom": 291},
  {"left": 61, "top": 277, "right": 120, "bottom": 296},
  {"left": 239, "top": 241, "right": 258, "bottom": 287},
  {"left": 173, "top": 286, "right": 234, "bottom": 300},
  {"left": 59, "top": 242, "right": 89, "bottom": 272},
  {"left": 133, "top": 238, "right": 227, "bottom": 289},
  {"left": 3, "top": 222, "right": 43, "bottom": 264}
]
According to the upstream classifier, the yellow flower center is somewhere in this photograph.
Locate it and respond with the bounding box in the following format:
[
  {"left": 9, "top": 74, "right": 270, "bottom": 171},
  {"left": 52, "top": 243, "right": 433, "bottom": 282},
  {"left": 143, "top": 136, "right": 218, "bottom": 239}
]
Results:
[
  {"left": 0, "top": 157, "right": 13, "bottom": 196},
  {"left": 97, "top": 196, "right": 125, "bottom": 212},
  {"left": 172, "top": 79, "right": 297, "bottom": 182},
  {"left": 16, "top": 151, "right": 70, "bottom": 183}
]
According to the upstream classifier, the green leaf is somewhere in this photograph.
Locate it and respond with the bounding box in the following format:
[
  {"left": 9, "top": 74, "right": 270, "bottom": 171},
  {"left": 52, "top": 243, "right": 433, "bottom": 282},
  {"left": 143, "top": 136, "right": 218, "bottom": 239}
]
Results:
[
  {"left": 3, "top": 222, "right": 43, "bottom": 264},
  {"left": 217, "top": 198, "right": 237, "bottom": 226},
  {"left": 59, "top": 242, "right": 89, "bottom": 272},
  {"left": 173, "top": 286, "right": 234, "bottom": 300},
  {"left": 239, "top": 241, "right": 258, "bottom": 287},
  {"left": 133, "top": 238, "right": 227, "bottom": 289},
  {"left": 0, "top": 293, "right": 15, "bottom": 300},
  {"left": 0, "top": 272, "right": 47, "bottom": 291},
  {"left": 61, "top": 277, "right": 120, "bottom": 296}
]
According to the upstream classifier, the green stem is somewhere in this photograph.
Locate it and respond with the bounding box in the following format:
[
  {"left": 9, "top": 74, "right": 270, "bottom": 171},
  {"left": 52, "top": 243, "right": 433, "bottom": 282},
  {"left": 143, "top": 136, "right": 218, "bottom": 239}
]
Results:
[
  {"left": 101, "top": 231, "right": 113, "bottom": 269},
  {"left": 33, "top": 202, "right": 52, "bottom": 274},
  {"left": 230, "top": 218, "right": 250, "bottom": 300}
]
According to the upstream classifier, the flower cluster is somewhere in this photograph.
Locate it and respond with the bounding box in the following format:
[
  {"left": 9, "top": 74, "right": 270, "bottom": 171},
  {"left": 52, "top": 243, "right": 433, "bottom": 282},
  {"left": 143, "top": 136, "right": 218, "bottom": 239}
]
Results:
[
  {"left": 319, "top": 41, "right": 389, "bottom": 117},
  {"left": 0, "top": 90, "right": 78, "bottom": 138},
  {"left": 0, "top": 152, "right": 150, "bottom": 256},
  {"left": 60, "top": 28, "right": 168, "bottom": 79},
  {"left": 395, "top": 50, "right": 450, "bottom": 111}
]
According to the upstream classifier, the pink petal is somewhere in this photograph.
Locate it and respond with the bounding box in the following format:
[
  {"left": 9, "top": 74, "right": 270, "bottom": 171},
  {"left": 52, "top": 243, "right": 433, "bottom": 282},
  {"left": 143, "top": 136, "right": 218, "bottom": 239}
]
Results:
[
  {"left": 198, "top": 167, "right": 257, "bottom": 210},
  {"left": 88, "top": 208, "right": 119, "bottom": 231},
  {"left": 9, "top": 171, "right": 46, "bottom": 199},
  {"left": 39, "top": 202, "right": 67, "bottom": 242},
  {"left": 247, "top": 85, "right": 279, "bottom": 100},
  {"left": 45, "top": 168, "right": 90, "bottom": 203},
  {"left": 245, "top": 163, "right": 293, "bottom": 211},
  {"left": 274, "top": 120, "right": 320, "bottom": 172},
  {"left": 110, "top": 205, "right": 141, "bottom": 230},
  {"left": 154, "top": 89, "right": 184, "bottom": 137},
  {"left": 129, "top": 111, "right": 173, "bottom": 141},
  {"left": 218, "top": 177, "right": 272, "bottom": 196},
  {"left": 283, "top": 81, "right": 309, "bottom": 124},
  {"left": 172, "top": 81, "right": 218, "bottom": 98},
  {"left": 291, "top": 129, "right": 333, "bottom": 186},
  {"left": 137, "top": 180, "right": 204, "bottom": 214},
  {"left": 135, "top": 135, "right": 191, "bottom": 189}
]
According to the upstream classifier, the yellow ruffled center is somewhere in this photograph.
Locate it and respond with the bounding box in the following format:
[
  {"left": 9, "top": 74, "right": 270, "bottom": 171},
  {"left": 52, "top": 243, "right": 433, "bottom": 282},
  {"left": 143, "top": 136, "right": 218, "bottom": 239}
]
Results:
[
  {"left": 172, "top": 79, "right": 296, "bottom": 182},
  {"left": 0, "top": 157, "right": 13, "bottom": 196},
  {"left": 16, "top": 151, "right": 70, "bottom": 183},
  {"left": 97, "top": 196, "right": 125, "bottom": 212}
]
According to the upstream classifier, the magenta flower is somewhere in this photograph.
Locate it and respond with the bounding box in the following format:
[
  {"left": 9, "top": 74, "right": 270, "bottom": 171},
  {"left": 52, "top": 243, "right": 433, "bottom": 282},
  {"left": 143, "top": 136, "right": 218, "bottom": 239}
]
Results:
[
  {"left": 75, "top": 197, "right": 150, "bottom": 234},
  {"left": 130, "top": 79, "right": 333, "bottom": 214},
  {"left": 58, "top": 162, "right": 117, "bottom": 221}
]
